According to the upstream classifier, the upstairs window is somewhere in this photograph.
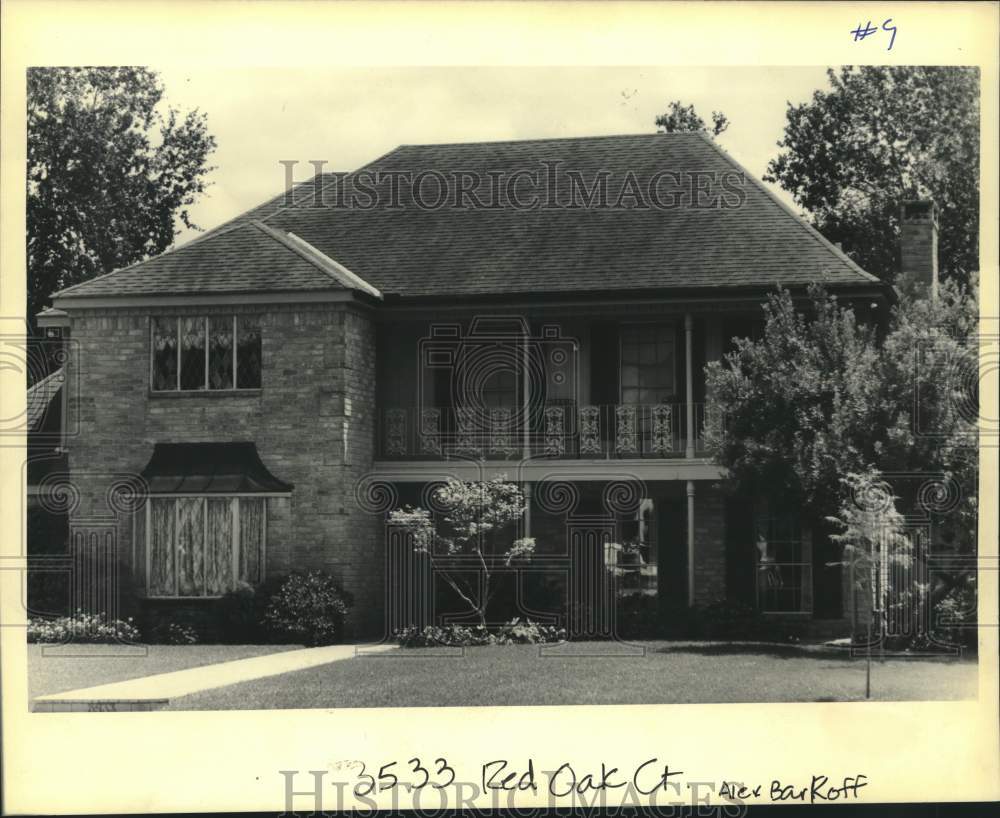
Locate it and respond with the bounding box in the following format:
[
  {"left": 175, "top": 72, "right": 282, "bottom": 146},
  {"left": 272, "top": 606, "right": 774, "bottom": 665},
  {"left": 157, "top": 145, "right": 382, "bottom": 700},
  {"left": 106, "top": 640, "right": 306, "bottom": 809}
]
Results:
[
  {"left": 620, "top": 324, "right": 676, "bottom": 405},
  {"left": 481, "top": 367, "right": 519, "bottom": 408},
  {"left": 152, "top": 315, "right": 261, "bottom": 392}
]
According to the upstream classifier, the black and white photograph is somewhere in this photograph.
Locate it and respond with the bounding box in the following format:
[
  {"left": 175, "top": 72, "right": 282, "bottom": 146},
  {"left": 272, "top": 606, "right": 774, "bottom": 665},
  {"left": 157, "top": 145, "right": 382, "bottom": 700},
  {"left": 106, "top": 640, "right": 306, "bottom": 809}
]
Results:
[{"left": 2, "top": 1, "right": 998, "bottom": 815}]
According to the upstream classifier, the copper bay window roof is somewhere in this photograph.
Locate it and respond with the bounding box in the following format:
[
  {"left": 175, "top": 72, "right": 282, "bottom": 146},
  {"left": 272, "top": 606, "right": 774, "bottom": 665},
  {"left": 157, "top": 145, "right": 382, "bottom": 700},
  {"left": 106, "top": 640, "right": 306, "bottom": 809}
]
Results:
[{"left": 139, "top": 442, "right": 293, "bottom": 494}]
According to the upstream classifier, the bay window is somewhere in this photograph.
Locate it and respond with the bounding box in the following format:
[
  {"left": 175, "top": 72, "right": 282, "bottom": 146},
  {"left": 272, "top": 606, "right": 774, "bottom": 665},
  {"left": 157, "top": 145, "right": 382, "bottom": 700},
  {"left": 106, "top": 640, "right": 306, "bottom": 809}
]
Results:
[{"left": 136, "top": 496, "right": 265, "bottom": 598}]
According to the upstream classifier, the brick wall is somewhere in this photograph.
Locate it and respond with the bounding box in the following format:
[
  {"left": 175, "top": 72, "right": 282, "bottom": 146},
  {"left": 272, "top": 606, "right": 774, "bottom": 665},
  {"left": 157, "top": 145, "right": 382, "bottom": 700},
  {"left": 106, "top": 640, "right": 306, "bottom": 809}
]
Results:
[
  {"left": 64, "top": 300, "right": 384, "bottom": 636},
  {"left": 692, "top": 484, "right": 726, "bottom": 604}
]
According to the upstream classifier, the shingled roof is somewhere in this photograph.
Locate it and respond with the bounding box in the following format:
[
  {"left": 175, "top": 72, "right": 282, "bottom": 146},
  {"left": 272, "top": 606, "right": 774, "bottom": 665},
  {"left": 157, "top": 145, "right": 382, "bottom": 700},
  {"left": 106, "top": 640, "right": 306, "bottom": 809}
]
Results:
[
  {"left": 54, "top": 219, "right": 380, "bottom": 299},
  {"left": 53, "top": 133, "right": 882, "bottom": 303}
]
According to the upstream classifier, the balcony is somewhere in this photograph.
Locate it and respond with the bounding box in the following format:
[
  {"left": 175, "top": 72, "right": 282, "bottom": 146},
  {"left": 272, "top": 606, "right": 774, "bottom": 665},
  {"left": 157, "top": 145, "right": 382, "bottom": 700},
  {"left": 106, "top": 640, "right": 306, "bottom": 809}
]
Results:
[{"left": 376, "top": 402, "right": 724, "bottom": 461}]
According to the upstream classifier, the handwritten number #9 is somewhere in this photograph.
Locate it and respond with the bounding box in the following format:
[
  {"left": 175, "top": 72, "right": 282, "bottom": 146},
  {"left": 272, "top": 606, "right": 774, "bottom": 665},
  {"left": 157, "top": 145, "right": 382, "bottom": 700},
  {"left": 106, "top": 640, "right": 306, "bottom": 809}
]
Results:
[{"left": 851, "top": 19, "right": 897, "bottom": 51}]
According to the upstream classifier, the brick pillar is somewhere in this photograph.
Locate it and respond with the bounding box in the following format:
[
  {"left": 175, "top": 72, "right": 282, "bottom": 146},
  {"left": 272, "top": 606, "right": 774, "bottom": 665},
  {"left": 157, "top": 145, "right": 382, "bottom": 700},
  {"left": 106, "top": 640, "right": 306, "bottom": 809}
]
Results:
[{"left": 692, "top": 485, "right": 726, "bottom": 604}]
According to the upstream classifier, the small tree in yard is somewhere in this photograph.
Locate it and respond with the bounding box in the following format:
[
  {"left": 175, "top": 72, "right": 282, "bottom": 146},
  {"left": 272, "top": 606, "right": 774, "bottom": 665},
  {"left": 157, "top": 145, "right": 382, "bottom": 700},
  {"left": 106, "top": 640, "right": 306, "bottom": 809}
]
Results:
[
  {"left": 388, "top": 477, "right": 535, "bottom": 627},
  {"left": 828, "top": 471, "right": 913, "bottom": 697}
]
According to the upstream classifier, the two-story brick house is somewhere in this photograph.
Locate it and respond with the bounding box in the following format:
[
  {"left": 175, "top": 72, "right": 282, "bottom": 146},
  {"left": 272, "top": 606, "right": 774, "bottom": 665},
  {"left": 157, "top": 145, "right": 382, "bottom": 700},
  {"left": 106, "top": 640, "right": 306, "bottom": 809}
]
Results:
[{"left": 35, "top": 132, "right": 899, "bottom": 639}]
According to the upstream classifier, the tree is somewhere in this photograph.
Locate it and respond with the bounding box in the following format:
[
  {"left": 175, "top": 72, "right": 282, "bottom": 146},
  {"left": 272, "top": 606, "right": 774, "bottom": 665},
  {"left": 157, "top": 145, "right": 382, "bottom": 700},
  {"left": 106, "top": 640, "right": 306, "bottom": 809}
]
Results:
[
  {"left": 706, "top": 278, "right": 979, "bottom": 645},
  {"left": 870, "top": 274, "right": 979, "bottom": 623},
  {"left": 27, "top": 67, "right": 216, "bottom": 331},
  {"left": 764, "top": 66, "right": 979, "bottom": 286},
  {"left": 704, "top": 285, "right": 881, "bottom": 521},
  {"left": 706, "top": 279, "right": 977, "bottom": 522},
  {"left": 388, "top": 477, "right": 535, "bottom": 627},
  {"left": 655, "top": 101, "right": 729, "bottom": 136}
]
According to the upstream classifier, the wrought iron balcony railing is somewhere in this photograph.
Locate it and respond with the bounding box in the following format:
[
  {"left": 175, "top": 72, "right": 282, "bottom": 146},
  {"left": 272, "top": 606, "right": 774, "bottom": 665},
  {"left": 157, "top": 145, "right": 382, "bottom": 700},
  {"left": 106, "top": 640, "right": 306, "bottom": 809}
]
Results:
[{"left": 376, "top": 402, "right": 724, "bottom": 460}]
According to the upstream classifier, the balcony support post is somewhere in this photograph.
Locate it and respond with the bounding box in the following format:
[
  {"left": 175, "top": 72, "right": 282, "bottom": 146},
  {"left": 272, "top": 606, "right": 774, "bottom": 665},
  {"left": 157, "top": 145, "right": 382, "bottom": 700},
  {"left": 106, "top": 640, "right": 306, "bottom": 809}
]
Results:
[
  {"left": 522, "top": 327, "right": 531, "bottom": 460},
  {"left": 685, "top": 313, "right": 695, "bottom": 459},
  {"left": 523, "top": 482, "right": 532, "bottom": 538},
  {"left": 522, "top": 327, "right": 532, "bottom": 539},
  {"left": 686, "top": 479, "right": 696, "bottom": 607}
]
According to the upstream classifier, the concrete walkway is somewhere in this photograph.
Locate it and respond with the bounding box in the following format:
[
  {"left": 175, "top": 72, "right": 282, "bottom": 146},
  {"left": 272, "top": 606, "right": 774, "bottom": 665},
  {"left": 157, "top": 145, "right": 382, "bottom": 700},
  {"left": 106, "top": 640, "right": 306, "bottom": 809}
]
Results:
[{"left": 32, "top": 643, "right": 396, "bottom": 712}]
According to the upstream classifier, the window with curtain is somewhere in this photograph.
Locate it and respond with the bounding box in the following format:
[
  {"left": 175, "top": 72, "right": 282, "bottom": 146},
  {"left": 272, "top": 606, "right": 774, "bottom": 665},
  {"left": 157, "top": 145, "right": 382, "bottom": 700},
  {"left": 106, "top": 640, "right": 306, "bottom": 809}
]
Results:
[
  {"left": 141, "top": 496, "right": 265, "bottom": 597},
  {"left": 619, "top": 324, "right": 675, "bottom": 404},
  {"left": 151, "top": 315, "right": 262, "bottom": 392}
]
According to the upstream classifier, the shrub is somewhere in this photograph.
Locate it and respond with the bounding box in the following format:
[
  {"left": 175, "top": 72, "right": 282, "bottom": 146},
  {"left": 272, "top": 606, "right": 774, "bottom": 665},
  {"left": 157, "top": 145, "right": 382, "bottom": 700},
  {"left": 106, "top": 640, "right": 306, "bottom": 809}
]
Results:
[
  {"left": 394, "top": 619, "right": 565, "bottom": 647},
  {"left": 27, "top": 610, "right": 141, "bottom": 644},
  {"left": 395, "top": 624, "right": 494, "bottom": 647},
  {"left": 263, "top": 572, "right": 353, "bottom": 646},
  {"left": 617, "top": 595, "right": 661, "bottom": 639},
  {"left": 932, "top": 581, "right": 977, "bottom": 650},
  {"left": 148, "top": 622, "right": 199, "bottom": 645},
  {"left": 494, "top": 617, "right": 566, "bottom": 645}
]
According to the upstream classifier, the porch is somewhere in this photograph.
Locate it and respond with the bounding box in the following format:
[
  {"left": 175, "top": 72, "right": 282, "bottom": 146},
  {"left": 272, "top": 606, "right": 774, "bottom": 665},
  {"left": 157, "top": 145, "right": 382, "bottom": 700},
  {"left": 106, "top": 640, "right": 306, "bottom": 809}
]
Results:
[{"left": 373, "top": 308, "right": 756, "bottom": 468}]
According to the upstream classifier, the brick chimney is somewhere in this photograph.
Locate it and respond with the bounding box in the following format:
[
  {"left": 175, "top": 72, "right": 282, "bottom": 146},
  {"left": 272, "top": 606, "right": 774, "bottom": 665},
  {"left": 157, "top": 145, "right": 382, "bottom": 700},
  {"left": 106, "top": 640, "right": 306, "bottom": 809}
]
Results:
[{"left": 899, "top": 199, "right": 939, "bottom": 300}]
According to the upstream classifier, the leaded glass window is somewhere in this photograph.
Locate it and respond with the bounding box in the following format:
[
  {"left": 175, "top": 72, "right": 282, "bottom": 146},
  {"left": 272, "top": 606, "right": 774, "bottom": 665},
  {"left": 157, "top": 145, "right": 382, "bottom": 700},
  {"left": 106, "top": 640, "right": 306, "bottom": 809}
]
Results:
[
  {"left": 208, "top": 317, "right": 234, "bottom": 389},
  {"left": 151, "top": 318, "right": 178, "bottom": 391},
  {"left": 151, "top": 315, "right": 262, "bottom": 392},
  {"left": 180, "top": 317, "right": 207, "bottom": 390},
  {"left": 236, "top": 316, "right": 262, "bottom": 389}
]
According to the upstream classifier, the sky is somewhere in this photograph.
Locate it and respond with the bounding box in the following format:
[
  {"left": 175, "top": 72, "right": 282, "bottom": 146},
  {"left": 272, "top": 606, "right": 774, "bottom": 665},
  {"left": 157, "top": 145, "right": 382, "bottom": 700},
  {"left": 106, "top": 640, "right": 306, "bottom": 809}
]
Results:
[{"left": 153, "top": 66, "right": 835, "bottom": 246}]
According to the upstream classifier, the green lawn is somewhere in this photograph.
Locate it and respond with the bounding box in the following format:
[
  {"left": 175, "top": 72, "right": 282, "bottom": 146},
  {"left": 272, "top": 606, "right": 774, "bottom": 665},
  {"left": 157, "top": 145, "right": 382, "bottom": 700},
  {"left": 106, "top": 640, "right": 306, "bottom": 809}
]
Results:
[
  {"left": 167, "top": 642, "right": 979, "bottom": 710},
  {"left": 27, "top": 643, "right": 298, "bottom": 700}
]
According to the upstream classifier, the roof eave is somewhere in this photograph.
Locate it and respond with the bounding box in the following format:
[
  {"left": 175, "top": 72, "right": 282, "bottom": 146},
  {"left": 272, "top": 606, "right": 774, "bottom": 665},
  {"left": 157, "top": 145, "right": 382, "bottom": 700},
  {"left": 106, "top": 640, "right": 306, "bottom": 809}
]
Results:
[
  {"left": 50, "top": 288, "right": 377, "bottom": 311},
  {"left": 379, "top": 279, "right": 893, "bottom": 307}
]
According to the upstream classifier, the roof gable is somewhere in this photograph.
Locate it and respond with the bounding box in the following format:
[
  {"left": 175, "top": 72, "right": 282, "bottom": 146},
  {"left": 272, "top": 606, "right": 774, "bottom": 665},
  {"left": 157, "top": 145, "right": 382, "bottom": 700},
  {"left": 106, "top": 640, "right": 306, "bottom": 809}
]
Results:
[{"left": 53, "top": 220, "right": 380, "bottom": 300}]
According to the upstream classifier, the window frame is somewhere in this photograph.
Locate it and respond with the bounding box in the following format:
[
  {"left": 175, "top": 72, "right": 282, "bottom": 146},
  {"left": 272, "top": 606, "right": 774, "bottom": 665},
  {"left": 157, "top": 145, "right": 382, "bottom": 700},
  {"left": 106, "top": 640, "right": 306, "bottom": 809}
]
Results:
[
  {"left": 618, "top": 322, "right": 677, "bottom": 405},
  {"left": 612, "top": 497, "right": 657, "bottom": 598},
  {"left": 149, "top": 315, "right": 261, "bottom": 393},
  {"left": 754, "top": 512, "right": 813, "bottom": 615},
  {"left": 480, "top": 367, "right": 519, "bottom": 409},
  {"left": 139, "top": 493, "right": 268, "bottom": 599}
]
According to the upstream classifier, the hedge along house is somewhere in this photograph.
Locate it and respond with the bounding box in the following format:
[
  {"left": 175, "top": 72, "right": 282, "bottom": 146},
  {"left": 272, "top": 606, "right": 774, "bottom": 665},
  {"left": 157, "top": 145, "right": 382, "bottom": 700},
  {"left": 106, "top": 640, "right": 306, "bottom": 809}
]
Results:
[{"left": 35, "top": 132, "right": 908, "bottom": 640}]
